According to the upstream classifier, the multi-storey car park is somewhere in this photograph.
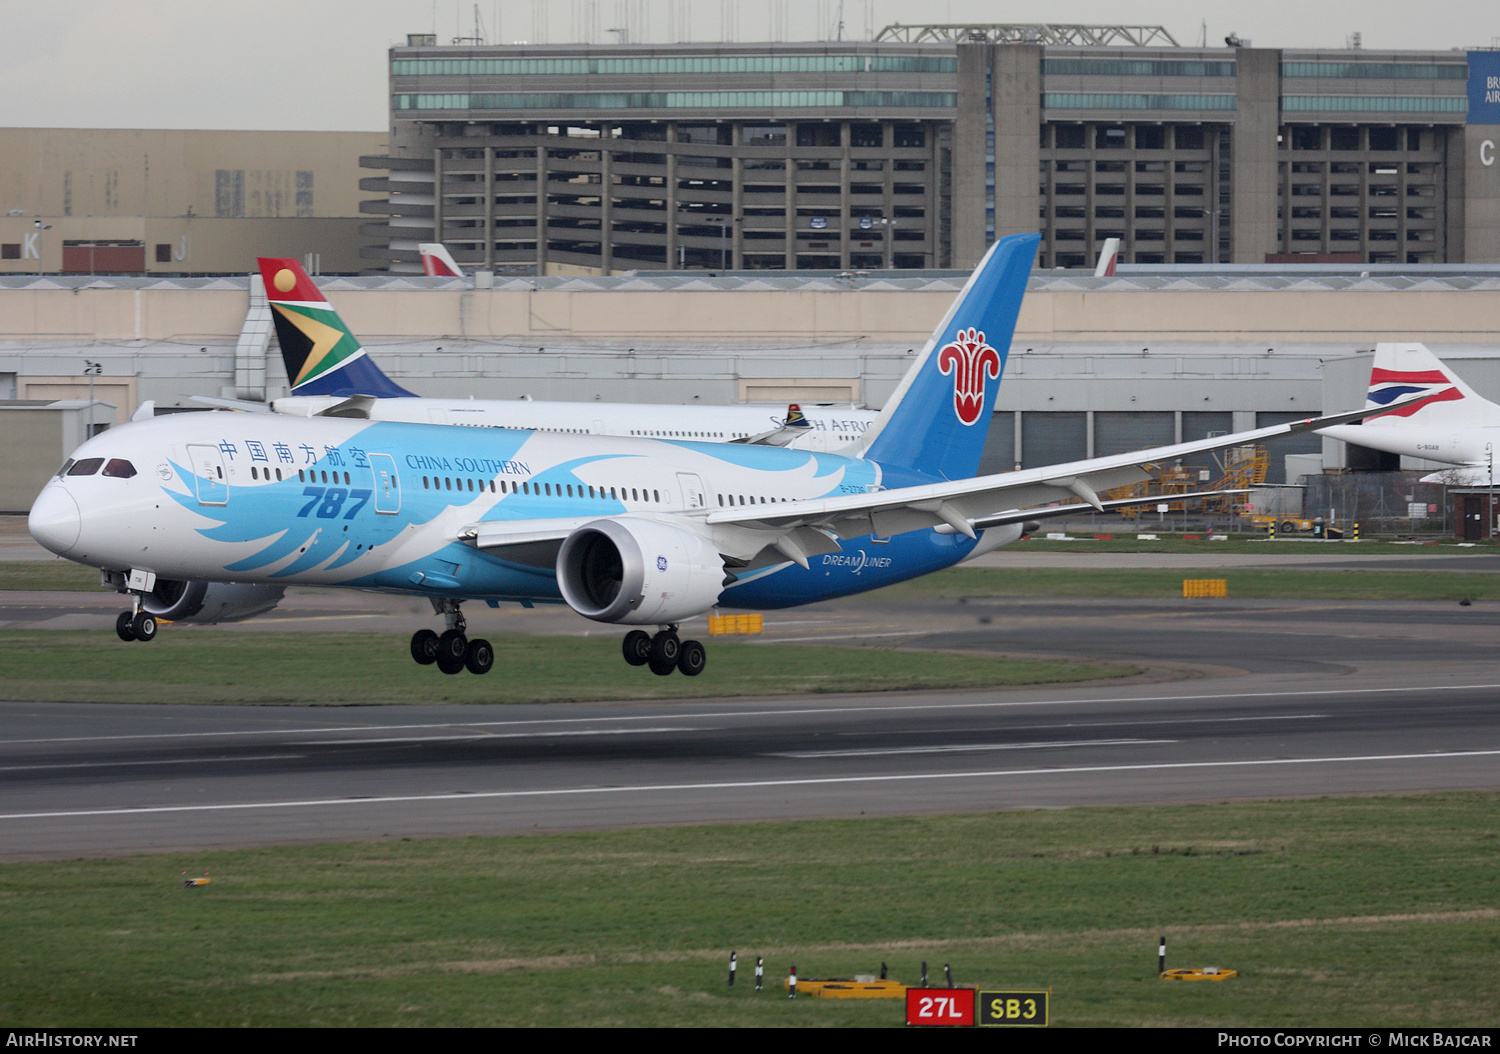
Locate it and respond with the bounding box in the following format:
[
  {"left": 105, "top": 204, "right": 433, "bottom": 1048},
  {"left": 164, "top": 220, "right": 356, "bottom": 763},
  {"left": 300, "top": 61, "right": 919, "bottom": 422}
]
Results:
[{"left": 359, "top": 23, "right": 1500, "bottom": 275}]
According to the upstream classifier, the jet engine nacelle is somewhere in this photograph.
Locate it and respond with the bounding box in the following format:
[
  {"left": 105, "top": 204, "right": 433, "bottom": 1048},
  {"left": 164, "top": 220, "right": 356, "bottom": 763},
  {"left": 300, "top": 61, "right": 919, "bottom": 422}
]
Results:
[
  {"left": 556, "top": 517, "right": 725, "bottom": 625},
  {"left": 141, "top": 579, "right": 287, "bottom": 624}
]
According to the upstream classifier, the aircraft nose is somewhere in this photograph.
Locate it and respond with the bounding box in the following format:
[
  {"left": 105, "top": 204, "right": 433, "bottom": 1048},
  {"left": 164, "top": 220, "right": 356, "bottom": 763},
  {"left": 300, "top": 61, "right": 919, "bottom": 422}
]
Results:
[{"left": 29, "top": 485, "right": 81, "bottom": 556}]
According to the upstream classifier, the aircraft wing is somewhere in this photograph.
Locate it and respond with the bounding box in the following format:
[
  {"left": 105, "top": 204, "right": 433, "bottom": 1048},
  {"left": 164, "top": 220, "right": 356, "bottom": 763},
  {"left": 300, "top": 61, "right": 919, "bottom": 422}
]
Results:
[
  {"left": 457, "top": 517, "right": 602, "bottom": 568},
  {"left": 966, "top": 489, "right": 1248, "bottom": 532},
  {"left": 702, "top": 401, "right": 1414, "bottom": 565}
]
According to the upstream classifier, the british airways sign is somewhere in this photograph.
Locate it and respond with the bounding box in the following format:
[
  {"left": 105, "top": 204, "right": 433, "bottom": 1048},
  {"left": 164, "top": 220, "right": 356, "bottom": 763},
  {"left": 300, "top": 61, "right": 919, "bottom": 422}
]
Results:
[{"left": 1467, "top": 51, "right": 1500, "bottom": 125}]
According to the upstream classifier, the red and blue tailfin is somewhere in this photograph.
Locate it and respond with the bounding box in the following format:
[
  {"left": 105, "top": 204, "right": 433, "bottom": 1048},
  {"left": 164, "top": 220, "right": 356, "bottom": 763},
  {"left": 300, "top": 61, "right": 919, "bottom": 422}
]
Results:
[
  {"left": 1364, "top": 343, "right": 1500, "bottom": 426},
  {"left": 859, "top": 233, "right": 1038, "bottom": 481}
]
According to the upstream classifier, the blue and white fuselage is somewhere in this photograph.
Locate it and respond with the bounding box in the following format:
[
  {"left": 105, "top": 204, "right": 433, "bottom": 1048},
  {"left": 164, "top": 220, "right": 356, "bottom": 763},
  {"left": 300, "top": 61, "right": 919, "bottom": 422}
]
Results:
[{"left": 29, "top": 412, "right": 985, "bottom": 612}]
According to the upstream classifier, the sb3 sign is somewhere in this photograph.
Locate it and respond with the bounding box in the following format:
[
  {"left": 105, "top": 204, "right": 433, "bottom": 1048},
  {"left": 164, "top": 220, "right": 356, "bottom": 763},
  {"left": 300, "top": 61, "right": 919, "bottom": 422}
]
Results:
[{"left": 977, "top": 989, "right": 1050, "bottom": 1027}]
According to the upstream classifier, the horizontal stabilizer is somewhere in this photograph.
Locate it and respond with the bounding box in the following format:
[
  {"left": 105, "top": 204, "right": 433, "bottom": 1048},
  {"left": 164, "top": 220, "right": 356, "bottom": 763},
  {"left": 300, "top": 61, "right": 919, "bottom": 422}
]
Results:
[{"left": 189, "top": 395, "right": 272, "bottom": 413}]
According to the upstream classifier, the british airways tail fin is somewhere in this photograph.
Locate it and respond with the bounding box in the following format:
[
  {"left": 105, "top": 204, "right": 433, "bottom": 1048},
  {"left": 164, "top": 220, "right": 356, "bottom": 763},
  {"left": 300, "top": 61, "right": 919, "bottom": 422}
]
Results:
[
  {"left": 1364, "top": 343, "right": 1500, "bottom": 427},
  {"left": 859, "top": 233, "right": 1039, "bottom": 481},
  {"left": 418, "top": 243, "right": 465, "bottom": 278},
  {"left": 256, "top": 258, "right": 415, "bottom": 398}
]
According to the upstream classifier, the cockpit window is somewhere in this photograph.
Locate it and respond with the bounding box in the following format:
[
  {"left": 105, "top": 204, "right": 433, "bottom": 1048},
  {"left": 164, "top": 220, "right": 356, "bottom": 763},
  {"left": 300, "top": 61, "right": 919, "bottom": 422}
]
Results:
[
  {"left": 56, "top": 459, "right": 75, "bottom": 478},
  {"left": 102, "top": 459, "right": 137, "bottom": 479},
  {"left": 66, "top": 458, "right": 104, "bottom": 476}
]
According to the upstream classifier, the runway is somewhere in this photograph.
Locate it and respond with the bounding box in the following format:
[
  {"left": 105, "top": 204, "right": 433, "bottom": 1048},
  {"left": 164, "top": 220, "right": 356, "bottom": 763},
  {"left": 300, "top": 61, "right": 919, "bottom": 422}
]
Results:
[{"left": 2, "top": 666, "right": 1498, "bottom": 860}]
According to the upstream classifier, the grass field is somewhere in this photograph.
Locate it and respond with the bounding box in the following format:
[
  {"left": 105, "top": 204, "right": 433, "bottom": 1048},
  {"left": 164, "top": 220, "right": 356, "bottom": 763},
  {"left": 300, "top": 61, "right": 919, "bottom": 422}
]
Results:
[
  {"left": 0, "top": 630, "right": 1132, "bottom": 705},
  {"left": 1, "top": 794, "right": 1495, "bottom": 1027},
  {"left": 877, "top": 566, "right": 1500, "bottom": 602},
  {"left": 1007, "top": 536, "right": 1486, "bottom": 555}
]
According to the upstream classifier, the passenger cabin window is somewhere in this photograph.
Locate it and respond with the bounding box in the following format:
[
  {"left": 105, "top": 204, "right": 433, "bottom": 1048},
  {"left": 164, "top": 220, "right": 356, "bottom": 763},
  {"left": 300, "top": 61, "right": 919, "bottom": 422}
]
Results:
[{"left": 67, "top": 458, "right": 104, "bottom": 476}]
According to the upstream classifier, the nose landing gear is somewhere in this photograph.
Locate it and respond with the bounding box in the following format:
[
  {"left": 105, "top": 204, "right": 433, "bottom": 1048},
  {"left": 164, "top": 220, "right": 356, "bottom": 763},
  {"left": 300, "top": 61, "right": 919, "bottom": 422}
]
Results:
[
  {"left": 113, "top": 572, "right": 159, "bottom": 643},
  {"left": 622, "top": 626, "right": 706, "bottom": 677},
  {"left": 409, "top": 600, "right": 492, "bottom": 675}
]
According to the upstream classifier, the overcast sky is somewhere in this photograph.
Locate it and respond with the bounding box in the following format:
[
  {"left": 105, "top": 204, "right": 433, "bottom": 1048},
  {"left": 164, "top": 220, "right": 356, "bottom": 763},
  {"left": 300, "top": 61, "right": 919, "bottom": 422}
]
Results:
[{"left": 0, "top": 0, "right": 1491, "bottom": 131}]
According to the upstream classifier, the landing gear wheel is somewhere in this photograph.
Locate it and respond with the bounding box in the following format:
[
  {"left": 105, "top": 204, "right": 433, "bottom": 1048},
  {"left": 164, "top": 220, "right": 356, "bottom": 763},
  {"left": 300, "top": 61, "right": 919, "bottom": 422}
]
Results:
[
  {"left": 437, "top": 629, "right": 468, "bottom": 664},
  {"left": 647, "top": 632, "right": 681, "bottom": 676},
  {"left": 436, "top": 651, "right": 466, "bottom": 675},
  {"left": 410, "top": 629, "right": 439, "bottom": 665},
  {"left": 115, "top": 611, "right": 137, "bottom": 642},
  {"left": 131, "top": 611, "right": 157, "bottom": 642},
  {"left": 622, "top": 630, "right": 652, "bottom": 666},
  {"left": 464, "top": 638, "right": 494, "bottom": 675},
  {"left": 677, "top": 639, "right": 706, "bottom": 677}
]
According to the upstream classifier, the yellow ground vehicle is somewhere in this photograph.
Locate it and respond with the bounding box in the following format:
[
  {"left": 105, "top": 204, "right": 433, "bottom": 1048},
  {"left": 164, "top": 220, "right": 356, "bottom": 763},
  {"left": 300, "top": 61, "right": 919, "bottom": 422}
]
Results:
[{"left": 1248, "top": 514, "right": 1315, "bottom": 534}]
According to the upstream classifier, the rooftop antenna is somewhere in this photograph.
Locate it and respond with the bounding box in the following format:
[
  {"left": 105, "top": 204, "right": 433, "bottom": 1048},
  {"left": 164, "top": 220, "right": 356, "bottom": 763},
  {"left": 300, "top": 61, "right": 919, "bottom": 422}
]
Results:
[
  {"left": 451, "top": 3, "right": 487, "bottom": 44},
  {"left": 1346, "top": 31, "right": 1362, "bottom": 49},
  {"left": 835, "top": 0, "right": 845, "bottom": 41}
]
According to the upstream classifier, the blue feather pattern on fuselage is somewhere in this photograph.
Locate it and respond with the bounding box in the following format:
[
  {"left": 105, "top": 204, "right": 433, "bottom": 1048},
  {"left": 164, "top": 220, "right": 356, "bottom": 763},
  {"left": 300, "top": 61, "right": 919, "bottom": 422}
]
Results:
[{"left": 159, "top": 423, "right": 927, "bottom": 605}]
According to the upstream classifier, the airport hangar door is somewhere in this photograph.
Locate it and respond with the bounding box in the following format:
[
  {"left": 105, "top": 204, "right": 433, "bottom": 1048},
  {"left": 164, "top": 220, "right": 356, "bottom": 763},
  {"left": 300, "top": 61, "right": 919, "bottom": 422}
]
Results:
[{"left": 977, "top": 411, "right": 1229, "bottom": 477}]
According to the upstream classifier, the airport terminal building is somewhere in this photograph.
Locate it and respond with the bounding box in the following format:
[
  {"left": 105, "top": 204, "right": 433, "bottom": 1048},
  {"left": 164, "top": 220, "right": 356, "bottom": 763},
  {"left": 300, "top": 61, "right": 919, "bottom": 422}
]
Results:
[{"left": 360, "top": 26, "right": 1500, "bottom": 274}]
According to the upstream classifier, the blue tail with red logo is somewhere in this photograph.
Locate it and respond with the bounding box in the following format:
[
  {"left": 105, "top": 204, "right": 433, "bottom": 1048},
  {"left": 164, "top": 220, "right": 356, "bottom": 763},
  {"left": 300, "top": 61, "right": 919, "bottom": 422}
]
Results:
[{"left": 859, "top": 233, "right": 1038, "bottom": 482}]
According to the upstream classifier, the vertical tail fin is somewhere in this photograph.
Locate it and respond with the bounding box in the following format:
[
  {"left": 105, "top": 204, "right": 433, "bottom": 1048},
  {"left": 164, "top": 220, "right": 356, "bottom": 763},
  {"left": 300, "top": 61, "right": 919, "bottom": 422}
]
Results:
[
  {"left": 1364, "top": 343, "right": 1500, "bottom": 426},
  {"left": 1094, "top": 237, "right": 1120, "bottom": 277},
  {"left": 256, "top": 258, "right": 415, "bottom": 398},
  {"left": 859, "top": 233, "right": 1039, "bottom": 481},
  {"left": 418, "top": 243, "right": 465, "bottom": 278}
]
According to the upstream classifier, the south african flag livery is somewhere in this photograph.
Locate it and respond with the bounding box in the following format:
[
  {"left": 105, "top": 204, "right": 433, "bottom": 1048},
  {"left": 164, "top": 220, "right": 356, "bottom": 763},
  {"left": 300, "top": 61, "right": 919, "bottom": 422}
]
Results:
[{"left": 258, "top": 259, "right": 415, "bottom": 399}]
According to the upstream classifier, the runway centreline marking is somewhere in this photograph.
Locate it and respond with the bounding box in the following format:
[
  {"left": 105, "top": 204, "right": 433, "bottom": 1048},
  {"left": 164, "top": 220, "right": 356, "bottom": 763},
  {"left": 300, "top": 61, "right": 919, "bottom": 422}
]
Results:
[
  {"left": 1, "top": 748, "right": 1497, "bottom": 821},
  {"left": 303, "top": 726, "right": 704, "bottom": 745},
  {"left": 5, "top": 681, "right": 1499, "bottom": 746},
  {"left": 769, "top": 737, "right": 1175, "bottom": 758},
  {"left": 876, "top": 713, "right": 1329, "bottom": 737},
  {"left": 0, "top": 754, "right": 303, "bottom": 773}
]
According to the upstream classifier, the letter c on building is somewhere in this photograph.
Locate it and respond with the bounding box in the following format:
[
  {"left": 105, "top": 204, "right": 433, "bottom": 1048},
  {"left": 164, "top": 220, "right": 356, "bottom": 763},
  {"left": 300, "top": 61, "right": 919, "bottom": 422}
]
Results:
[{"left": 1483, "top": 139, "right": 1496, "bottom": 167}]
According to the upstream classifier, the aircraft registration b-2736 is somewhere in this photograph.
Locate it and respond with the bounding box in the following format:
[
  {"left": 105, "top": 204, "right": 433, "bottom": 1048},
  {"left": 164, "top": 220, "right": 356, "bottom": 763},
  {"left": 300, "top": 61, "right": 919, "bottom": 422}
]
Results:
[{"left": 29, "top": 233, "right": 1399, "bottom": 678}]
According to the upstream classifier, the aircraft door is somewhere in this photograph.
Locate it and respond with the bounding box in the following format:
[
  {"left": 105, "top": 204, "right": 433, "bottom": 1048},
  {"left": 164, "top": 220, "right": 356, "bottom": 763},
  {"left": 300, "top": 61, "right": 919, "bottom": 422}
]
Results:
[
  {"left": 186, "top": 444, "right": 227, "bottom": 505},
  {"left": 677, "top": 472, "right": 707, "bottom": 510},
  {"left": 369, "top": 453, "right": 401, "bottom": 514}
]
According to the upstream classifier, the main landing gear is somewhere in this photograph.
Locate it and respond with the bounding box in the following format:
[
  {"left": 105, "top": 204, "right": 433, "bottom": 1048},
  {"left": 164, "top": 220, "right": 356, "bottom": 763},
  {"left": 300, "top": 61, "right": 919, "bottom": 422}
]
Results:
[
  {"left": 410, "top": 599, "right": 493, "bottom": 676},
  {"left": 622, "top": 626, "right": 706, "bottom": 677}
]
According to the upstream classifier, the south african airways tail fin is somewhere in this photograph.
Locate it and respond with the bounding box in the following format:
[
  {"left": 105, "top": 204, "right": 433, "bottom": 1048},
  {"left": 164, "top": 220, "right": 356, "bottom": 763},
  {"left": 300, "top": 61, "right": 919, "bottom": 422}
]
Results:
[
  {"left": 1363, "top": 343, "right": 1500, "bottom": 427},
  {"left": 859, "top": 232, "right": 1039, "bottom": 482},
  {"left": 256, "top": 258, "right": 415, "bottom": 399}
]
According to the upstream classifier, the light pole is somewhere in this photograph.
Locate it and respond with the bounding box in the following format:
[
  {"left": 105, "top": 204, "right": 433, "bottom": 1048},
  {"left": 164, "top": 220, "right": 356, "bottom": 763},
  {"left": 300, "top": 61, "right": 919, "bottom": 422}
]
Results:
[
  {"left": 878, "top": 216, "right": 898, "bottom": 268},
  {"left": 709, "top": 216, "right": 730, "bottom": 270}
]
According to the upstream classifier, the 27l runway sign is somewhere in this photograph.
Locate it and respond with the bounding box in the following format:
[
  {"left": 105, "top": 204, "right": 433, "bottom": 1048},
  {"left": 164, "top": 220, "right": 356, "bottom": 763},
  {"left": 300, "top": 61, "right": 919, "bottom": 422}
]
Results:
[{"left": 904, "top": 988, "right": 1050, "bottom": 1026}]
